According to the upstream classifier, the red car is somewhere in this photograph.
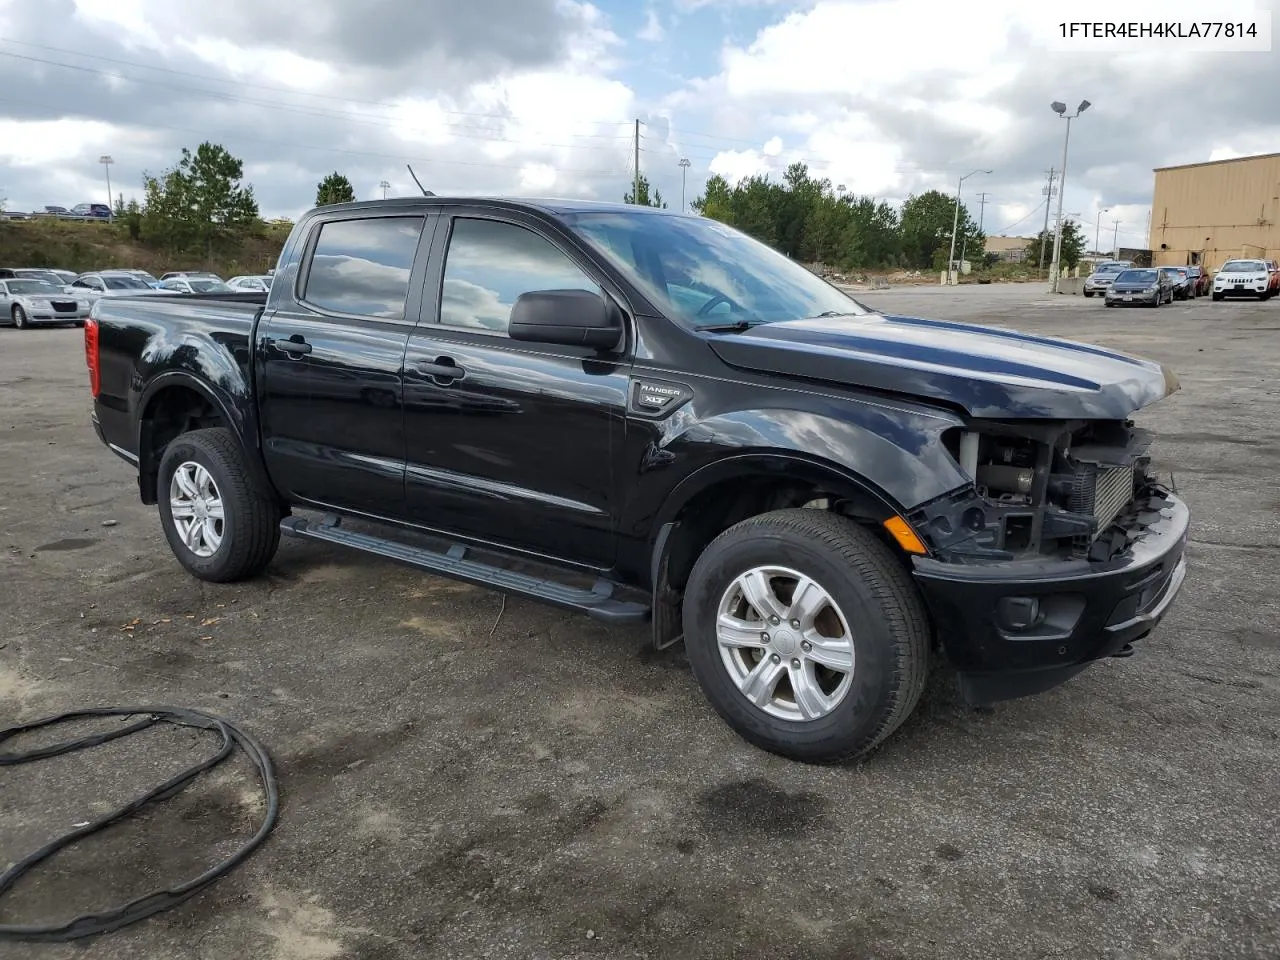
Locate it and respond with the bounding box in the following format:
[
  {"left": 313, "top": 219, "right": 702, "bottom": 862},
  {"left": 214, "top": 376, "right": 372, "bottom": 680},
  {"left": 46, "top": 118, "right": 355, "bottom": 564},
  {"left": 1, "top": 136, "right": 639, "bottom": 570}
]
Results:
[
  {"left": 1185, "top": 265, "right": 1211, "bottom": 297},
  {"left": 1266, "top": 260, "right": 1280, "bottom": 295}
]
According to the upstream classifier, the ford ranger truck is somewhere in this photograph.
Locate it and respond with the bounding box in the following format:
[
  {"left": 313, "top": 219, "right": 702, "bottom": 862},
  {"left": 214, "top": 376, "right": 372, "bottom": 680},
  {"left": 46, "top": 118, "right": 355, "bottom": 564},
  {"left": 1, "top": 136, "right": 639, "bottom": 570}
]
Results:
[{"left": 84, "top": 198, "right": 1190, "bottom": 763}]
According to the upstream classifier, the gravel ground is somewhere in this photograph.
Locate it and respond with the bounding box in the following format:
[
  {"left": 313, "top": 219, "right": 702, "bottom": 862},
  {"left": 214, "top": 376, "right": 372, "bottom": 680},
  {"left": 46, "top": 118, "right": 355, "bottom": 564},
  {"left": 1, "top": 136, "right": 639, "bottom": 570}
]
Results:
[{"left": 1, "top": 284, "right": 1277, "bottom": 960}]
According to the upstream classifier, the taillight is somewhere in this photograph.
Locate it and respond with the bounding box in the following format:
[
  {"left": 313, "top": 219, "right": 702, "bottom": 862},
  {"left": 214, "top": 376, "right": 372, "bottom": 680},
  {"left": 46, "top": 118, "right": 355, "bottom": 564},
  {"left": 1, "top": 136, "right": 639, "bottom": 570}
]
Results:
[{"left": 84, "top": 317, "right": 100, "bottom": 398}]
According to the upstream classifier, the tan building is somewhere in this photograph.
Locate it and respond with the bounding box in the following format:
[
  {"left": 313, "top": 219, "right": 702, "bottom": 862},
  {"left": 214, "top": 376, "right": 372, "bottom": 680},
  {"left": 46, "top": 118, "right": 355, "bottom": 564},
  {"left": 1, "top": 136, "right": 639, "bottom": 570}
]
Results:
[
  {"left": 1149, "top": 152, "right": 1280, "bottom": 268},
  {"left": 984, "top": 235, "right": 1034, "bottom": 262}
]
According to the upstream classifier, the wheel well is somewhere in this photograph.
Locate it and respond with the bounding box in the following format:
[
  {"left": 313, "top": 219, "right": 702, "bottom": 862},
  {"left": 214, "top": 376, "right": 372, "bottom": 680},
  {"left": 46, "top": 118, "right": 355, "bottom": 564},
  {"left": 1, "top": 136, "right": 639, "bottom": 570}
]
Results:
[
  {"left": 137, "top": 386, "right": 227, "bottom": 504},
  {"left": 660, "top": 473, "right": 906, "bottom": 596}
]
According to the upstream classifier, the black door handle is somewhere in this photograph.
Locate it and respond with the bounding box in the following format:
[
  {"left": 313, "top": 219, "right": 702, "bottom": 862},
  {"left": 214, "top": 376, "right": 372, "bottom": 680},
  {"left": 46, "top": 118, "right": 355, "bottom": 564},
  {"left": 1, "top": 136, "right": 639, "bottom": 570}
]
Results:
[
  {"left": 272, "top": 337, "right": 312, "bottom": 356},
  {"left": 416, "top": 359, "right": 465, "bottom": 382}
]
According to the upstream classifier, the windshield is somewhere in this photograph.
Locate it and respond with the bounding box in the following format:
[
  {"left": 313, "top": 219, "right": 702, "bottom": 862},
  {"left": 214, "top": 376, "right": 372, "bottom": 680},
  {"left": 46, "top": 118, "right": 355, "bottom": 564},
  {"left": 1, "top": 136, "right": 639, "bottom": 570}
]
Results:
[
  {"left": 7, "top": 280, "right": 61, "bottom": 295},
  {"left": 561, "top": 211, "right": 869, "bottom": 328},
  {"left": 189, "top": 280, "right": 231, "bottom": 292},
  {"left": 1222, "top": 260, "right": 1266, "bottom": 273},
  {"left": 1115, "top": 269, "right": 1157, "bottom": 284},
  {"left": 1094, "top": 264, "right": 1126, "bottom": 275},
  {"left": 14, "top": 270, "right": 64, "bottom": 284},
  {"left": 103, "top": 276, "right": 150, "bottom": 289}
]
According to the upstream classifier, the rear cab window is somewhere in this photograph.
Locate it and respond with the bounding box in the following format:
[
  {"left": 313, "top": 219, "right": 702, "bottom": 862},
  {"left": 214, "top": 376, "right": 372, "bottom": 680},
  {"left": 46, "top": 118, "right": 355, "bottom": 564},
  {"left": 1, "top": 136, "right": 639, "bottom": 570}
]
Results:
[{"left": 301, "top": 216, "right": 426, "bottom": 319}]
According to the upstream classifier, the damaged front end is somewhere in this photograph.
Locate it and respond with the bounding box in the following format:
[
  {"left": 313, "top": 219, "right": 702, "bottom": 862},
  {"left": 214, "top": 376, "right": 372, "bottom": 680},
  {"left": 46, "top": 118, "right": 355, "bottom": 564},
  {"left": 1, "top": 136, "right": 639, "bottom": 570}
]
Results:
[
  {"left": 903, "top": 417, "right": 1190, "bottom": 705},
  {"left": 907, "top": 418, "right": 1170, "bottom": 564}
]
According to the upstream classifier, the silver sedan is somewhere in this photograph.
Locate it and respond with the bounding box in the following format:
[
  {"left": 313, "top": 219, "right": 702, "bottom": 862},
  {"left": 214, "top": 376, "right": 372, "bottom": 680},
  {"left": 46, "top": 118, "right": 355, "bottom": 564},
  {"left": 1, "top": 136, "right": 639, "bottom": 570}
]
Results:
[{"left": 0, "top": 279, "right": 90, "bottom": 328}]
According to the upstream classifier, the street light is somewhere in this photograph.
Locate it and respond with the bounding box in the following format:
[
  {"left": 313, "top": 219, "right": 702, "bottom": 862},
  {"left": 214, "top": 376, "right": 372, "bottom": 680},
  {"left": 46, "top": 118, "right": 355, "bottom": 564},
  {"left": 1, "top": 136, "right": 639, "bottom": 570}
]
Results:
[
  {"left": 946, "top": 169, "right": 991, "bottom": 284},
  {"left": 678, "top": 157, "right": 691, "bottom": 213},
  {"left": 98, "top": 155, "right": 114, "bottom": 219},
  {"left": 1095, "top": 206, "right": 1109, "bottom": 257},
  {"left": 379, "top": 180, "right": 390, "bottom": 199},
  {"left": 1048, "top": 99, "right": 1091, "bottom": 292}
]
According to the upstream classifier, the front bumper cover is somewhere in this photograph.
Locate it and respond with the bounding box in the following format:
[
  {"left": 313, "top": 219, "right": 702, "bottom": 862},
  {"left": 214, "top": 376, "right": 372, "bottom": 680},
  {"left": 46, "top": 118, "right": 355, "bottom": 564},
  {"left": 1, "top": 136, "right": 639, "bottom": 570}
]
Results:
[{"left": 911, "top": 489, "right": 1189, "bottom": 703}]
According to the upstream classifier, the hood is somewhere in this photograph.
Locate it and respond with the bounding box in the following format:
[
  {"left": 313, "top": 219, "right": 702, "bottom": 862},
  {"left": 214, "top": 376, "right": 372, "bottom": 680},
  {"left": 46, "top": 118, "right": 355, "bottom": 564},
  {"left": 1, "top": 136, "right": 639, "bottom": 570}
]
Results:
[{"left": 705, "top": 312, "right": 1179, "bottom": 420}]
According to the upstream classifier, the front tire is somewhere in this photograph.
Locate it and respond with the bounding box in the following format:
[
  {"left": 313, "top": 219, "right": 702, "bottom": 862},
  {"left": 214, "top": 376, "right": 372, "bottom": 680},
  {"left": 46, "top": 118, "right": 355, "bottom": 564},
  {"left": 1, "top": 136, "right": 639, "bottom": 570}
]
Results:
[
  {"left": 12, "top": 305, "right": 27, "bottom": 329},
  {"left": 157, "top": 427, "right": 281, "bottom": 582},
  {"left": 682, "top": 509, "right": 931, "bottom": 764}
]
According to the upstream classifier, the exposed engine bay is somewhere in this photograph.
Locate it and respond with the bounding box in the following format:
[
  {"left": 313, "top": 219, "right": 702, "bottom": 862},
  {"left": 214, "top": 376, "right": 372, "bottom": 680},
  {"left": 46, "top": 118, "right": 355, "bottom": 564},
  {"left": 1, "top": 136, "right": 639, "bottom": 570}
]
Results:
[{"left": 910, "top": 418, "right": 1169, "bottom": 563}]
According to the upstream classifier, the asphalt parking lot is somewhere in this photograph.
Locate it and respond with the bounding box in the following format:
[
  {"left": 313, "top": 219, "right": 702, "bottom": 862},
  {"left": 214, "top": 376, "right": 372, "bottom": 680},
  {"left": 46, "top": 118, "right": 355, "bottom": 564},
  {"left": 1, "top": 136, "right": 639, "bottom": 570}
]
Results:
[{"left": 2, "top": 284, "right": 1278, "bottom": 959}]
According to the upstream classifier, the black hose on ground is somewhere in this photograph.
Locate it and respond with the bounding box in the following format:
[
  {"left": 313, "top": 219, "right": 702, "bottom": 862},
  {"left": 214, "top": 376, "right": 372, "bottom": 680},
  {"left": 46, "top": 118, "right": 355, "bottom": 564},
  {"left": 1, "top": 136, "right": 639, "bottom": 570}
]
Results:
[{"left": 0, "top": 706, "right": 279, "bottom": 942}]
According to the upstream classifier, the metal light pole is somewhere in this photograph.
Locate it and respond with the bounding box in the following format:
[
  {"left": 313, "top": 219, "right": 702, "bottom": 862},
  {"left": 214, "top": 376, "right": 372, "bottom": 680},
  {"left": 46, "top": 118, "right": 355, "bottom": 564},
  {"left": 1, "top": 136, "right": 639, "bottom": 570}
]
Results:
[
  {"left": 946, "top": 169, "right": 991, "bottom": 285},
  {"left": 678, "top": 157, "right": 690, "bottom": 213},
  {"left": 1048, "top": 99, "right": 1091, "bottom": 292},
  {"left": 379, "top": 180, "right": 390, "bottom": 199},
  {"left": 1095, "top": 206, "right": 1109, "bottom": 257},
  {"left": 98, "top": 155, "right": 114, "bottom": 219}
]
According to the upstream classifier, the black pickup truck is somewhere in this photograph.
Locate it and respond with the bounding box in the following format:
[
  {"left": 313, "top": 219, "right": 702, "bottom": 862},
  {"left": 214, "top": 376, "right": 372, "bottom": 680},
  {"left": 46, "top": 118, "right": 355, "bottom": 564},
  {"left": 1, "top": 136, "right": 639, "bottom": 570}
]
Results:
[{"left": 85, "top": 197, "right": 1190, "bottom": 762}]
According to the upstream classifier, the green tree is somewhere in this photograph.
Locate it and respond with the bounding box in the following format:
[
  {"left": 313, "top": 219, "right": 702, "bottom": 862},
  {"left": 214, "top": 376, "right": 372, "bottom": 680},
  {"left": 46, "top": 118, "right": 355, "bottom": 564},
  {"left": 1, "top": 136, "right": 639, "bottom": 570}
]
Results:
[
  {"left": 691, "top": 173, "right": 736, "bottom": 224},
  {"left": 1025, "top": 221, "right": 1085, "bottom": 269},
  {"left": 624, "top": 172, "right": 666, "bottom": 208},
  {"left": 139, "top": 142, "right": 258, "bottom": 255},
  {"left": 901, "top": 190, "right": 982, "bottom": 271},
  {"left": 316, "top": 171, "right": 356, "bottom": 206}
]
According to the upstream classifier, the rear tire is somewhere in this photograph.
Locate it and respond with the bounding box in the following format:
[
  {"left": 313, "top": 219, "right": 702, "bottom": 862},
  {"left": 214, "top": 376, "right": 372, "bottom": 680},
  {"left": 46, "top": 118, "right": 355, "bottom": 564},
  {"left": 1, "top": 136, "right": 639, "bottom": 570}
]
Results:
[
  {"left": 682, "top": 509, "right": 931, "bottom": 764},
  {"left": 157, "top": 427, "right": 281, "bottom": 583}
]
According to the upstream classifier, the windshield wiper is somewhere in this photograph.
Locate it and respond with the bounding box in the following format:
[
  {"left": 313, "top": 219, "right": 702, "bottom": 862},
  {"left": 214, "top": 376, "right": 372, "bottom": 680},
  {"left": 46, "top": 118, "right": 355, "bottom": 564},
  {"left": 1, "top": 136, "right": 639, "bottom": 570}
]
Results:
[{"left": 697, "top": 319, "right": 752, "bottom": 332}]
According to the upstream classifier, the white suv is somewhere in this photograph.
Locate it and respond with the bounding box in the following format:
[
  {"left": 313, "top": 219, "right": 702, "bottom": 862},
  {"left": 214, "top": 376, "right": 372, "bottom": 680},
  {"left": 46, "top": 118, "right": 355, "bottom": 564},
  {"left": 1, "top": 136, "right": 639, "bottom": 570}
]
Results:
[{"left": 1212, "top": 259, "right": 1273, "bottom": 301}]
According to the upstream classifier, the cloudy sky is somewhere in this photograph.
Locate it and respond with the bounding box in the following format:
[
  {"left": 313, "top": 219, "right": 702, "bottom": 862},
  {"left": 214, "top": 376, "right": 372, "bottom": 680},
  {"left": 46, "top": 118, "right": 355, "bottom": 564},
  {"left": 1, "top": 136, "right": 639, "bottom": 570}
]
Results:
[{"left": 0, "top": 0, "right": 1275, "bottom": 249}]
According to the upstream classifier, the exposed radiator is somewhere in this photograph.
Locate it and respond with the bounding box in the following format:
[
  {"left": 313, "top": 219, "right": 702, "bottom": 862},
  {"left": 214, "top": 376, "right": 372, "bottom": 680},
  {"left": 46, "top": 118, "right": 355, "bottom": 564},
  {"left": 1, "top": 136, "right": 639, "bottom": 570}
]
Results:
[{"left": 1070, "top": 465, "right": 1136, "bottom": 540}]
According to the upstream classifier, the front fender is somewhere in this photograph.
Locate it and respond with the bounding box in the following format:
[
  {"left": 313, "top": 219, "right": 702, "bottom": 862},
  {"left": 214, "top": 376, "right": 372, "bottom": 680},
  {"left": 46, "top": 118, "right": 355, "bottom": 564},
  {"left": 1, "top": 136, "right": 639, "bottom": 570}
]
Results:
[{"left": 624, "top": 398, "right": 970, "bottom": 541}]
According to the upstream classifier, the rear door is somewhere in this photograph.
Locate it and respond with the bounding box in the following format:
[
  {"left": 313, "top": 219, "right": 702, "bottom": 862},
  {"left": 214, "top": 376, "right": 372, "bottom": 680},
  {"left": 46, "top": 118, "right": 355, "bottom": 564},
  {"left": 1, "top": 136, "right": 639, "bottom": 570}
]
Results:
[
  {"left": 257, "top": 209, "right": 437, "bottom": 518},
  {"left": 400, "top": 207, "right": 633, "bottom": 569}
]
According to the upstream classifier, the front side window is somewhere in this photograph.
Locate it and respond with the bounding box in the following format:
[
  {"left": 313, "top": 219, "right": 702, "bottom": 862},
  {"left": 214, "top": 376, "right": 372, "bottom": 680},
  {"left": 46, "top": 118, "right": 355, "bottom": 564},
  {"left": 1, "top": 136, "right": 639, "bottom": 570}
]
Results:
[
  {"left": 438, "top": 217, "right": 601, "bottom": 334},
  {"left": 103, "top": 276, "right": 148, "bottom": 290},
  {"left": 303, "top": 216, "right": 425, "bottom": 319},
  {"left": 562, "top": 210, "right": 868, "bottom": 329}
]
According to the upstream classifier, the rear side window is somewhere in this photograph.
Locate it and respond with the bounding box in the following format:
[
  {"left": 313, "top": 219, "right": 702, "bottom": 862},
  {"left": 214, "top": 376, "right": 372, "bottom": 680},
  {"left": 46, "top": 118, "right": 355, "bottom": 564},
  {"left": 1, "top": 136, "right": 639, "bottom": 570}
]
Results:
[{"left": 303, "top": 216, "right": 425, "bottom": 319}]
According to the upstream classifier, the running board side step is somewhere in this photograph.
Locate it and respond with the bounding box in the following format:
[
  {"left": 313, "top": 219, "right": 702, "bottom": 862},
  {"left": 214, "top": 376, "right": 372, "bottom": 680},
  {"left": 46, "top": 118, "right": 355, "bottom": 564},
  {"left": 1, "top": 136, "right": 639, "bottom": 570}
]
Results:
[{"left": 279, "top": 515, "right": 650, "bottom": 624}]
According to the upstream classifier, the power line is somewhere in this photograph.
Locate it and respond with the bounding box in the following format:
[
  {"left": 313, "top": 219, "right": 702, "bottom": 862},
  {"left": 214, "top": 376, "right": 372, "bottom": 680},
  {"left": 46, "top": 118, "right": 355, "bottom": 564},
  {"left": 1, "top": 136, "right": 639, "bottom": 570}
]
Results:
[
  {"left": 0, "top": 39, "right": 636, "bottom": 131},
  {"left": 0, "top": 50, "right": 634, "bottom": 153},
  {"left": 0, "top": 96, "right": 625, "bottom": 178}
]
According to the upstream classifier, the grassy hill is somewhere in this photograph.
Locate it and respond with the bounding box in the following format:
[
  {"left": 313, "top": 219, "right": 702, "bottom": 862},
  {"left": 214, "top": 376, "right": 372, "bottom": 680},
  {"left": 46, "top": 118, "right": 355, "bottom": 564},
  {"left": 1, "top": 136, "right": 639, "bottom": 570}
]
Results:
[{"left": 0, "top": 217, "right": 291, "bottom": 278}]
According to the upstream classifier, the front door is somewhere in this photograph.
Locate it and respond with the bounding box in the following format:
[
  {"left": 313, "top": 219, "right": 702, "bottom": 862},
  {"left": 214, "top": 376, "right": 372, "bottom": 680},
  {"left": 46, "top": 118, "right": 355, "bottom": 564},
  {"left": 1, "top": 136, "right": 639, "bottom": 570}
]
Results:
[
  {"left": 258, "top": 211, "right": 435, "bottom": 518},
  {"left": 402, "top": 210, "right": 632, "bottom": 569}
]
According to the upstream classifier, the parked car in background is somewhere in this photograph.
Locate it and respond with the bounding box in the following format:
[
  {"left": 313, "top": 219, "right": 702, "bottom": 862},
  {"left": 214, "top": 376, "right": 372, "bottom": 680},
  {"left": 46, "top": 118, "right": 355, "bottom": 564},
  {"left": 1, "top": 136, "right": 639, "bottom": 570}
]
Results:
[
  {"left": 1184, "top": 265, "right": 1209, "bottom": 297},
  {"left": 0, "top": 278, "right": 89, "bottom": 328},
  {"left": 69, "top": 203, "right": 112, "bottom": 219},
  {"left": 36, "top": 205, "right": 70, "bottom": 218},
  {"left": 1212, "top": 259, "right": 1273, "bottom": 300},
  {"left": 117, "top": 269, "right": 162, "bottom": 288},
  {"left": 1083, "top": 261, "right": 1131, "bottom": 297},
  {"left": 227, "top": 274, "right": 274, "bottom": 293},
  {"left": 48, "top": 269, "right": 78, "bottom": 286},
  {"left": 1104, "top": 267, "right": 1173, "bottom": 307},
  {"left": 67, "top": 270, "right": 172, "bottom": 302},
  {"left": 1265, "top": 259, "right": 1280, "bottom": 295},
  {"left": 159, "top": 271, "right": 224, "bottom": 283},
  {"left": 1163, "top": 266, "right": 1195, "bottom": 300},
  {"left": 159, "top": 277, "right": 233, "bottom": 294},
  {"left": 3, "top": 268, "right": 68, "bottom": 286}
]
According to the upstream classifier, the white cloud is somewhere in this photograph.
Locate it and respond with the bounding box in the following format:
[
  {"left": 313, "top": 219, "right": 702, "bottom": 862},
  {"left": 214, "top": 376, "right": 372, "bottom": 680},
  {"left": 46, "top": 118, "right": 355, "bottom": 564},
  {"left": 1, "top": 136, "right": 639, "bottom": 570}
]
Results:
[{"left": 638, "top": 8, "right": 665, "bottom": 42}]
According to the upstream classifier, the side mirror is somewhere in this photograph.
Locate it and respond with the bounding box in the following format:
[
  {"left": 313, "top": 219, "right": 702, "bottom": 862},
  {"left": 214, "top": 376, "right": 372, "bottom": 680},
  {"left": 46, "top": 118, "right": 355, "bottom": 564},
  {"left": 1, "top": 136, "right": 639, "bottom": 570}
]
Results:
[{"left": 508, "top": 289, "right": 623, "bottom": 350}]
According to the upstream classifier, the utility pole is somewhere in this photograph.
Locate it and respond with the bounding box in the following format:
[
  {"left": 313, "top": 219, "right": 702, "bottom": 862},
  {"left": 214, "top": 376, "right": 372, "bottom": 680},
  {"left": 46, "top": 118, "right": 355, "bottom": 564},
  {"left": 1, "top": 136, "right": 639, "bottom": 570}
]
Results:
[
  {"left": 633, "top": 119, "right": 641, "bottom": 206},
  {"left": 1111, "top": 219, "right": 1121, "bottom": 258},
  {"left": 976, "top": 192, "right": 990, "bottom": 232},
  {"left": 1038, "top": 168, "right": 1057, "bottom": 271},
  {"left": 379, "top": 180, "right": 390, "bottom": 199},
  {"left": 678, "top": 157, "right": 690, "bottom": 212},
  {"left": 99, "top": 155, "right": 114, "bottom": 219}
]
